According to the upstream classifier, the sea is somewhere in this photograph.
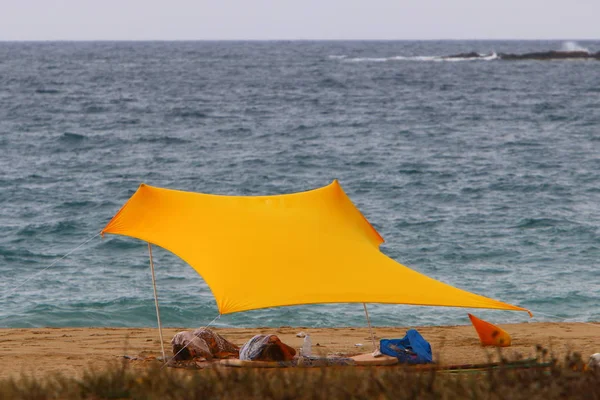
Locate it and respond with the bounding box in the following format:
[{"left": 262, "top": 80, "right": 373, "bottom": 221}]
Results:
[{"left": 1, "top": 40, "right": 599, "bottom": 329}]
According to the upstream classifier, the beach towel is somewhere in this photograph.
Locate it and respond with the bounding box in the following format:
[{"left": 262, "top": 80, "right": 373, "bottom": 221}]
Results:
[{"left": 380, "top": 329, "right": 433, "bottom": 364}]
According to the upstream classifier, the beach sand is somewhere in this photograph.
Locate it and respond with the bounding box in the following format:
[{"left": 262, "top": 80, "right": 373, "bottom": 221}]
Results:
[{"left": 0, "top": 322, "right": 598, "bottom": 379}]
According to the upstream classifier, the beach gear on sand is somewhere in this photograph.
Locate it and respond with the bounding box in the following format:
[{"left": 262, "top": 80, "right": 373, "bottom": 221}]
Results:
[
  {"left": 301, "top": 334, "right": 312, "bottom": 356},
  {"left": 101, "top": 181, "right": 530, "bottom": 316},
  {"left": 239, "top": 335, "right": 296, "bottom": 361},
  {"left": 468, "top": 313, "right": 512, "bottom": 347},
  {"left": 380, "top": 329, "right": 433, "bottom": 364},
  {"left": 171, "top": 328, "right": 239, "bottom": 360},
  {"left": 219, "top": 353, "right": 398, "bottom": 368}
]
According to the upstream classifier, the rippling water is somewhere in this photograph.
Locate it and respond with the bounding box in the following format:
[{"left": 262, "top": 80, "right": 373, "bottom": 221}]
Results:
[{"left": 1, "top": 41, "right": 599, "bottom": 328}]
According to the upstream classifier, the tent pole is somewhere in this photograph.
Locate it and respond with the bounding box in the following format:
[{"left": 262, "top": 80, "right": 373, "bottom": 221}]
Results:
[
  {"left": 363, "top": 303, "right": 377, "bottom": 351},
  {"left": 148, "top": 243, "right": 166, "bottom": 361}
]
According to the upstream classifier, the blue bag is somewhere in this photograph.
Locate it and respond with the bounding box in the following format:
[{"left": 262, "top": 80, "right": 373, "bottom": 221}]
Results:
[{"left": 379, "top": 329, "right": 433, "bottom": 364}]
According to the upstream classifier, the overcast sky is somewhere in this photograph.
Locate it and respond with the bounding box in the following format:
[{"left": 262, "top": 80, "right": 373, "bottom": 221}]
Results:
[{"left": 1, "top": 0, "right": 599, "bottom": 41}]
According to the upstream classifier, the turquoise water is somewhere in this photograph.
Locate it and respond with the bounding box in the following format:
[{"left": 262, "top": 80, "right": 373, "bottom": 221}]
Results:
[{"left": 1, "top": 41, "right": 599, "bottom": 328}]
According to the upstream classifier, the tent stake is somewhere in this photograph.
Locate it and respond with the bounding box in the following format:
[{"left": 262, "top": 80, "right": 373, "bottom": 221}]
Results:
[
  {"left": 363, "top": 303, "right": 377, "bottom": 351},
  {"left": 148, "top": 243, "right": 166, "bottom": 361}
]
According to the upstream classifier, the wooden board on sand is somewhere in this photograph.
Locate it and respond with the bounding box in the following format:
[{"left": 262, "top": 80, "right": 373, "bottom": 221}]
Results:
[
  {"left": 218, "top": 353, "right": 399, "bottom": 368},
  {"left": 219, "top": 359, "right": 295, "bottom": 368},
  {"left": 351, "top": 353, "right": 399, "bottom": 366}
]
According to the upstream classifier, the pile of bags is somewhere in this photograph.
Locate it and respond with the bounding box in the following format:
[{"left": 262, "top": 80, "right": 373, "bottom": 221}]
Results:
[
  {"left": 379, "top": 329, "right": 433, "bottom": 364},
  {"left": 171, "top": 329, "right": 296, "bottom": 362},
  {"left": 171, "top": 328, "right": 435, "bottom": 365}
]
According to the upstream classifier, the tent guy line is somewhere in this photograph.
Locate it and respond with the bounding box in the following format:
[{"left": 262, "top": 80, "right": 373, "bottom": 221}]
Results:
[
  {"left": 1, "top": 232, "right": 101, "bottom": 302},
  {"left": 148, "top": 242, "right": 166, "bottom": 361},
  {"left": 529, "top": 311, "right": 600, "bottom": 330}
]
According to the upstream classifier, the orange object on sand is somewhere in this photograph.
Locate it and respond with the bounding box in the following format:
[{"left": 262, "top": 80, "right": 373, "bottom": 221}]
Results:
[{"left": 468, "top": 313, "right": 512, "bottom": 347}]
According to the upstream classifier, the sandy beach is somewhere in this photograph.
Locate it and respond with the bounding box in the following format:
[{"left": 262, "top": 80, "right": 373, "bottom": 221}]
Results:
[{"left": 0, "top": 322, "right": 598, "bottom": 379}]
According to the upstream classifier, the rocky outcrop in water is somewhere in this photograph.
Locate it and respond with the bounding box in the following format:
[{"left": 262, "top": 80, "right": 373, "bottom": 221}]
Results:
[
  {"left": 444, "top": 52, "right": 482, "bottom": 59},
  {"left": 499, "top": 51, "right": 600, "bottom": 60},
  {"left": 444, "top": 50, "right": 600, "bottom": 61}
]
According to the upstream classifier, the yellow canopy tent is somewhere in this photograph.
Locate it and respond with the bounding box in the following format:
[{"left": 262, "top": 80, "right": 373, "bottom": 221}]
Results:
[{"left": 101, "top": 180, "right": 530, "bottom": 357}]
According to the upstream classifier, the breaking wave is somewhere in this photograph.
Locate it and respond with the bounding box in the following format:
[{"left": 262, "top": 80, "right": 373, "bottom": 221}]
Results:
[
  {"left": 335, "top": 52, "right": 498, "bottom": 63},
  {"left": 561, "top": 41, "right": 590, "bottom": 53}
]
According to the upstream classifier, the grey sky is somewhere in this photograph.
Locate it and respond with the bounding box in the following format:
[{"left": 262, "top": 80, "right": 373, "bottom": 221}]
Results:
[{"left": 1, "top": 0, "right": 599, "bottom": 40}]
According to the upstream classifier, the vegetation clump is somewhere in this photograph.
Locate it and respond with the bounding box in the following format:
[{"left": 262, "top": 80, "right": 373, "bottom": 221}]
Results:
[{"left": 1, "top": 350, "right": 598, "bottom": 399}]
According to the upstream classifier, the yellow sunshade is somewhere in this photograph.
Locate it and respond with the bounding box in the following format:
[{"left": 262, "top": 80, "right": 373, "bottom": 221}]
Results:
[{"left": 101, "top": 181, "right": 530, "bottom": 316}]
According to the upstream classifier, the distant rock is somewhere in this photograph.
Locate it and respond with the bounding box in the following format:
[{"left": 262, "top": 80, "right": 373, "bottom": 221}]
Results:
[
  {"left": 444, "top": 52, "right": 484, "bottom": 59},
  {"left": 498, "top": 51, "right": 600, "bottom": 60},
  {"left": 443, "top": 50, "right": 600, "bottom": 61}
]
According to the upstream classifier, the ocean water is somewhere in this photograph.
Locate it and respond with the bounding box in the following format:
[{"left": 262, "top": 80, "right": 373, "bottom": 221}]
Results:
[{"left": 1, "top": 40, "right": 599, "bottom": 329}]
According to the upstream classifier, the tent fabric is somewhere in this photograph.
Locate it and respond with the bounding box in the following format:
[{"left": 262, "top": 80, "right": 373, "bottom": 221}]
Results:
[{"left": 101, "top": 181, "right": 530, "bottom": 316}]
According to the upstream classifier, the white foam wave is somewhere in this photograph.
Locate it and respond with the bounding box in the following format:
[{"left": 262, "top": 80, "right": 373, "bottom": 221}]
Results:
[
  {"left": 561, "top": 41, "right": 589, "bottom": 53},
  {"left": 345, "top": 57, "right": 389, "bottom": 62},
  {"left": 339, "top": 54, "right": 497, "bottom": 63},
  {"left": 328, "top": 55, "right": 347, "bottom": 59},
  {"left": 482, "top": 52, "right": 498, "bottom": 61},
  {"left": 389, "top": 55, "right": 439, "bottom": 62},
  {"left": 443, "top": 52, "right": 498, "bottom": 62}
]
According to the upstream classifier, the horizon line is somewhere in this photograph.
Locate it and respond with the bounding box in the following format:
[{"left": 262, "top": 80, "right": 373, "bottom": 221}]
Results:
[{"left": 1, "top": 38, "right": 599, "bottom": 43}]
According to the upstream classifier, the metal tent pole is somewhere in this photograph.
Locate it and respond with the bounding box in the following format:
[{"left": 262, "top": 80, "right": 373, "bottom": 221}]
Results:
[
  {"left": 363, "top": 303, "right": 377, "bottom": 351},
  {"left": 148, "top": 243, "right": 166, "bottom": 361}
]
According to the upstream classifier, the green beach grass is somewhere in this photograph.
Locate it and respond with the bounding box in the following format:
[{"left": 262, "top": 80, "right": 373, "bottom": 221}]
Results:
[{"left": 1, "top": 350, "right": 597, "bottom": 400}]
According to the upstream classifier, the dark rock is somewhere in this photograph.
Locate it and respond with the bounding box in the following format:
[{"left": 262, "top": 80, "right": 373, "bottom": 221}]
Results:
[
  {"left": 444, "top": 52, "right": 484, "bottom": 59},
  {"left": 442, "top": 50, "right": 600, "bottom": 61},
  {"left": 498, "top": 51, "right": 598, "bottom": 60}
]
